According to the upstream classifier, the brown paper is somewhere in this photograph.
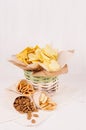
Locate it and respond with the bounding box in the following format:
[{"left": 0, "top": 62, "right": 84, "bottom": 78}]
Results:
[
  {"left": 32, "top": 64, "right": 68, "bottom": 77},
  {"left": 8, "top": 50, "right": 74, "bottom": 77},
  {"left": 8, "top": 55, "right": 41, "bottom": 71}
]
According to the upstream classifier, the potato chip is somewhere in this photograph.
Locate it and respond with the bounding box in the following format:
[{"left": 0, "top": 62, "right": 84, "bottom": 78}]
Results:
[
  {"left": 16, "top": 44, "right": 60, "bottom": 71},
  {"left": 39, "top": 93, "right": 47, "bottom": 103},
  {"left": 49, "top": 60, "right": 60, "bottom": 71},
  {"left": 40, "top": 102, "right": 49, "bottom": 108},
  {"left": 28, "top": 53, "right": 38, "bottom": 61},
  {"left": 44, "top": 104, "right": 57, "bottom": 110},
  {"left": 42, "top": 44, "right": 58, "bottom": 60},
  {"left": 40, "top": 93, "right": 48, "bottom": 104},
  {"left": 39, "top": 92, "right": 57, "bottom": 111},
  {"left": 16, "top": 45, "right": 39, "bottom": 64},
  {"left": 35, "top": 48, "right": 44, "bottom": 62}
]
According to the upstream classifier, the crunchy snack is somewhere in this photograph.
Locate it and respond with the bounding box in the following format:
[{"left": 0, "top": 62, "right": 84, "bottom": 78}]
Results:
[
  {"left": 33, "top": 113, "right": 39, "bottom": 117},
  {"left": 13, "top": 96, "right": 36, "bottom": 113},
  {"left": 16, "top": 45, "right": 39, "bottom": 64},
  {"left": 31, "top": 119, "right": 36, "bottom": 124},
  {"left": 39, "top": 93, "right": 48, "bottom": 104},
  {"left": 39, "top": 92, "right": 57, "bottom": 111},
  {"left": 16, "top": 45, "right": 60, "bottom": 72},
  {"left": 27, "top": 112, "right": 39, "bottom": 124},
  {"left": 41, "top": 102, "right": 57, "bottom": 110},
  {"left": 42, "top": 45, "right": 58, "bottom": 60},
  {"left": 13, "top": 96, "right": 39, "bottom": 124},
  {"left": 27, "top": 111, "right": 32, "bottom": 120},
  {"left": 17, "top": 79, "right": 35, "bottom": 96}
]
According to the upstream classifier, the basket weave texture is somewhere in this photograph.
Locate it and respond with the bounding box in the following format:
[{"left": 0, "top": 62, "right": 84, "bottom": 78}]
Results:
[{"left": 24, "top": 70, "right": 59, "bottom": 96}]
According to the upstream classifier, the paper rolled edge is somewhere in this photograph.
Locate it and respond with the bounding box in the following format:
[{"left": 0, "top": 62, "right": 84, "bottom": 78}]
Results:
[
  {"left": 32, "top": 64, "right": 68, "bottom": 77},
  {"left": 58, "top": 50, "right": 74, "bottom": 67},
  {"left": 8, "top": 55, "right": 41, "bottom": 70}
]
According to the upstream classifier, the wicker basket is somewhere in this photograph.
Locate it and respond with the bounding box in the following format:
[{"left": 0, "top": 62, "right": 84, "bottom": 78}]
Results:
[{"left": 24, "top": 70, "right": 59, "bottom": 96}]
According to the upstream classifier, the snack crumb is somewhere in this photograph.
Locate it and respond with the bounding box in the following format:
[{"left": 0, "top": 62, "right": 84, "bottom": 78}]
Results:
[
  {"left": 33, "top": 113, "right": 39, "bottom": 117},
  {"left": 31, "top": 119, "right": 36, "bottom": 124},
  {"left": 34, "top": 109, "right": 39, "bottom": 112},
  {"left": 27, "top": 111, "right": 32, "bottom": 120}
]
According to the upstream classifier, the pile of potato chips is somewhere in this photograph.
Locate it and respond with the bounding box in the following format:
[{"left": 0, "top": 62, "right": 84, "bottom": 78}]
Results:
[{"left": 16, "top": 45, "right": 60, "bottom": 72}]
